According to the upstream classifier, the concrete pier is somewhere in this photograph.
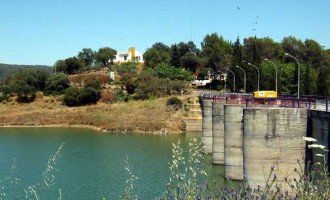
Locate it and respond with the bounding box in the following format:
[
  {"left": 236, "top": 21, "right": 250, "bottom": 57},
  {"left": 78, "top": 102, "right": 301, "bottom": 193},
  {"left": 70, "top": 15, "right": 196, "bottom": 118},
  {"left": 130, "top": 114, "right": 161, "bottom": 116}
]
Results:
[
  {"left": 201, "top": 99, "right": 213, "bottom": 154},
  {"left": 212, "top": 101, "right": 225, "bottom": 164},
  {"left": 308, "top": 110, "right": 330, "bottom": 168},
  {"left": 224, "top": 104, "right": 245, "bottom": 180},
  {"left": 243, "top": 108, "right": 307, "bottom": 189}
]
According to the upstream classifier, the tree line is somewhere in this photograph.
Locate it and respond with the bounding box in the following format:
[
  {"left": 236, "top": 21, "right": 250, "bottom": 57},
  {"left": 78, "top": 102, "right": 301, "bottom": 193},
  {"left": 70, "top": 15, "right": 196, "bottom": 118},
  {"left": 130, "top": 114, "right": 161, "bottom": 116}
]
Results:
[
  {"left": 0, "top": 33, "right": 329, "bottom": 106},
  {"left": 50, "top": 33, "right": 330, "bottom": 97},
  {"left": 143, "top": 34, "right": 330, "bottom": 96}
]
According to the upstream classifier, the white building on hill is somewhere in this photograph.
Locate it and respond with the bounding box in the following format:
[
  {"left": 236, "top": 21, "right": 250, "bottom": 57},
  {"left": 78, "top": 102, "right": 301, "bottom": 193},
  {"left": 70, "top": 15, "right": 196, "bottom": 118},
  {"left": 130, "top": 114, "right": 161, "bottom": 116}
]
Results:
[{"left": 112, "top": 47, "right": 144, "bottom": 63}]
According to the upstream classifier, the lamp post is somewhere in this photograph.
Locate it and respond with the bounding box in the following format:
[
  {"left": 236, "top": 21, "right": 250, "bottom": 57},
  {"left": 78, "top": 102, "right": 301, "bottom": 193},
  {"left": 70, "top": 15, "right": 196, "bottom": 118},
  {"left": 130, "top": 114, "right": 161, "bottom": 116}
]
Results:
[
  {"left": 236, "top": 66, "right": 246, "bottom": 93},
  {"left": 264, "top": 59, "right": 278, "bottom": 93},
  {"left": 285, "top": 53, "right": 300, "bottom": 98},
  {"left": 247, "top": 63, "right": 260, "bottom": 91},
  {"left": 227, "top": 69, "right": 235, "bottom": 93}
]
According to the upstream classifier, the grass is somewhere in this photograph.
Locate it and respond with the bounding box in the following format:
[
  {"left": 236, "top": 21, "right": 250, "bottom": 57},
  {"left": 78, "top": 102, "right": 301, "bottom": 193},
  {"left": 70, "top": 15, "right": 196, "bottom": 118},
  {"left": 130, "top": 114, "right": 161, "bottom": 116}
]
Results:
[{"left": 0, "top": 95, "right": 189, "bottom": 134}]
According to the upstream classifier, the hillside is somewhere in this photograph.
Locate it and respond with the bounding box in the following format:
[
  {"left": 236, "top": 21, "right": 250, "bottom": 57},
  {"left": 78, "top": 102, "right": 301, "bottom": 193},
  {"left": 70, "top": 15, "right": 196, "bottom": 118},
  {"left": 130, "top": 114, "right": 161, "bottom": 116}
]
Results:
[
  {"left": 0, "top": 94, "right": 189, "bottom": 134},
  {"left": 0, "top": 63, "right": 52, "bottom": 82}
]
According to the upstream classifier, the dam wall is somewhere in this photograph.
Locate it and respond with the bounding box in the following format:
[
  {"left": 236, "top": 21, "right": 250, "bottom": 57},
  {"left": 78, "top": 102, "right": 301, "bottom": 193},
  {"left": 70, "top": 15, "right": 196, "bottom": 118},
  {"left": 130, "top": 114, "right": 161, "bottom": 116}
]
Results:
[{"left": 243, "top": 108, "right": 307, "bottom": 189}]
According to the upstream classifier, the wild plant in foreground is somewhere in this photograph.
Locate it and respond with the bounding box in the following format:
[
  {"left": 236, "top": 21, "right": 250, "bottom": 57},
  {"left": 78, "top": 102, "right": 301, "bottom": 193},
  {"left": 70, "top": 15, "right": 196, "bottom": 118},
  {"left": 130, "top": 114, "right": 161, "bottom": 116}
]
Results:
[
  {"left": 157, "top": 136, "right": 330, "bottom": 200},
  {"left": 161, "top": 138, "right": 208, "bottom": 199},
  {"left": 120, "top": 157, "right": 139, "bottom": 200},
  {"left": 282, "top": 137, "right": 330, "bottom": 200},
  {"left": 23, "top": 143, "right": 65, "bottom": 200}
]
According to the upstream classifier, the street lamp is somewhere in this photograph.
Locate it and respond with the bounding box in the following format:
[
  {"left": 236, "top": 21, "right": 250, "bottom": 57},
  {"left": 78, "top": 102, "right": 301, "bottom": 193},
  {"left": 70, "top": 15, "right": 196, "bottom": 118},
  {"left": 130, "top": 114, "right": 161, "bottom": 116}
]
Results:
[
  {"left": 247, "top": 63, "right": 260, "bottom": 91},
  {"left": 264, "top": 59, "right": 278, "bottom": 93},
  {"left": 284, "top": 53, "right": 300, "bottom": 98},
  {"left": 227, "top": 69, "right": 235, "bottom": 93},
  {"left": 236, "top": 66, "right": 246, "bottom": 93}
]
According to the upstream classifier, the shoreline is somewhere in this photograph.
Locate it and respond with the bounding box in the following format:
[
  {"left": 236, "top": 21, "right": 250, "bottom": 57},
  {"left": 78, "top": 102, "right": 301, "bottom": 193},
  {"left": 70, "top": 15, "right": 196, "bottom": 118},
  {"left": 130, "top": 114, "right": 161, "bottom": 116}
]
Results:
[
  {"left": 0, "top": 124, "right": 105, "bottom": 131},
  {"left": 0, "top": 124, "right": 184, "bottom": 135}
]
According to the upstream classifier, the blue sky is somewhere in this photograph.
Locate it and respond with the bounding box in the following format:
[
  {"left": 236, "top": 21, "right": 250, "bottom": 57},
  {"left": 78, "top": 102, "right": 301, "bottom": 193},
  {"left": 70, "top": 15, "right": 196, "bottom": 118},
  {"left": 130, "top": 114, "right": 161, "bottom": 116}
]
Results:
[{"left": 1, "top": 0, "right": 329, "bottom": 65}]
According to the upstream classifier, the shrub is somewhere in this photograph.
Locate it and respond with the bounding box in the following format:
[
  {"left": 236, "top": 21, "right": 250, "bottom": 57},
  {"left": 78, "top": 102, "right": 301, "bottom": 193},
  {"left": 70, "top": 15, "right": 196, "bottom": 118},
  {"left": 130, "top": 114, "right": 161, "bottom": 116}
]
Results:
[
  {"left": 79, "top": 87, "right": 100, "bottom": 105},
  {"left": 43, "top": 73, "right": 70, "bottom": 95},
  {"left": 166, "top": 97, "right": 183, "bottom": 109},
  {"left": 84, "top": 79, "right": 101, "bottom": 90},
  {"left": 63, "top": 84, "right": 101, "bottom": 106},
  {"left": 63, "top": 87, "right": 81, "bottom": 106},
  {"left": 113, "top": 88, "right": 130, "bottom": 102}
]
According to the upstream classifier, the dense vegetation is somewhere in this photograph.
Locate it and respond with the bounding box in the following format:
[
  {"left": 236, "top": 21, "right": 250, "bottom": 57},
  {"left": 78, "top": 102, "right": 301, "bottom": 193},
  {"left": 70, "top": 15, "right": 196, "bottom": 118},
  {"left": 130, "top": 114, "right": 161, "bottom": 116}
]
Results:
[
  {"left": 1, "top": 33, "right": 329, "bottom": 106},
  {"left": 143, "top": 35, "right": 330, "bottom": 96},
  {"left": 0, "top": 63, "right": 51, "bottom": 83}
]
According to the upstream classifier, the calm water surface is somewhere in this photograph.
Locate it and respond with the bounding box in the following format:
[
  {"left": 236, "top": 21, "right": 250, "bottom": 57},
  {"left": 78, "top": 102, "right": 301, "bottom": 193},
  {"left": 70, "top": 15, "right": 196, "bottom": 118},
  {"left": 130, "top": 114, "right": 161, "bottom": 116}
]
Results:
[{"left": 0, "top": 128, "right": 225, "bottom": 199}]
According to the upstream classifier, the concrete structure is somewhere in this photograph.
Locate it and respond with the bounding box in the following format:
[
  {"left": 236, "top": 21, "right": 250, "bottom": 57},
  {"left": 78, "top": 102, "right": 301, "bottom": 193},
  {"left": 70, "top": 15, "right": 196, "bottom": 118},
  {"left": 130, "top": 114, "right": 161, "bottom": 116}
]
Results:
[
  {"left": 113, "top": 47, "right": 144, "bottom": 63},
  {"left": 243, "top": 108, "right": 307, "bottom": 189},
  {"left": 212, "top": 102, "right": 225, "bottom": 164},
  {"left": 308, "top": 110, "right": 330, "bottom": 169},
  {"left": 224, "top": 104, "right": 245, "bottom": 180},
  {"left": 197, "top": 93, "right": 329, "bottom": 188},
  {"left": 201, "top": 99, "right": 213, "bottom": 154},
  {"left": 182, "top": 97, "right": 203, "bottom": 132}
]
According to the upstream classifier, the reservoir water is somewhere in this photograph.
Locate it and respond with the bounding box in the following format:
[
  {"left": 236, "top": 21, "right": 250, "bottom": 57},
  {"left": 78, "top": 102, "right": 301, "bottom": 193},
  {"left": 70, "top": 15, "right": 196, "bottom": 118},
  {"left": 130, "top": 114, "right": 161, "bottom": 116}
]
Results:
[{"left": 0, "top": 128, "right": 225, "bottom": 199}]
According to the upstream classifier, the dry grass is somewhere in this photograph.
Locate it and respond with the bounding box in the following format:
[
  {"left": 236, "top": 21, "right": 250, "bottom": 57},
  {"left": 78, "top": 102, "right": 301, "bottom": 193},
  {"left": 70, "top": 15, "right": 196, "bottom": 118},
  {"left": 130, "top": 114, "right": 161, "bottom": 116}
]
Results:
[{"left": 0, "top": 95, "right": 192, "bottom": 134}]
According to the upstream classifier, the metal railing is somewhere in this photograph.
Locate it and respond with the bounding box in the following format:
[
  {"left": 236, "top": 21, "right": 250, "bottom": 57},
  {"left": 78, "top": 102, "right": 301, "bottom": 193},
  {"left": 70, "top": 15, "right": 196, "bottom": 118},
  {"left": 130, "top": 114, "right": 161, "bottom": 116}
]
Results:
[
  {"left": 199, "top": 93, "right": 252, "bottom": 104},
  {"left": 198, "top": 92, "right": 329, "bottom": 111},
  {"left": 246, "top": 97, "right": 329, "bottom": 111}
]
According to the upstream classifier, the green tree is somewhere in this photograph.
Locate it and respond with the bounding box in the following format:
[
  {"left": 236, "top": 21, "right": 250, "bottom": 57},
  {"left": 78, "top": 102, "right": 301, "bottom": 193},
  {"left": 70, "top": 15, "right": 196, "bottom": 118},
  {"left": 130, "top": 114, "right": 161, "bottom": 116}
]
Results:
[
  {"left": 201, "top": 33, "right": 233, "bottom": 72},
  {"left": 180, "top": 52, "right": 201, "bottom": 73},
  {"left": 304, "top": 39, "right": 323, "bottom": 67},
  {"left": 43, "top": 73, "right": 70, "bottom": 95},
  {"left": 54, "top": 60, "right": 66, "bottom": 74},
  {"left": 77, "top": 48, "right": 95, "bottom": 66},
  {"left": 115, "top": 63, "right": 139, "bottom": 94},
  {"left": 155, "top": 63, "right": 194, "bottom": 81},
  {"left": 94, "top": 47, "right": 117, "bottom": 67},
  {"left": 229, "top": 37, "right": 243, "bottom": 92},
  {"left": 302, "top": 65, "right": 317, "bottom": 95},
  {"left": 7, "top": 78, "right": 36, "bottom": 103},
  {"left": 317, "top": 66, "right": 330, "bottom": 96},
  {"left": 258, "top": 37, "right": 282, "bottom": 60},
  {"left": 171, "top": 44, "right": 181, "bottom": 67},
  {"left": 243, "top": 36, "right": 261, "bottom": 64},
  {"left": 143, "top": 42, "right": 171, "bottom": 68},
  {"left": 282, "top": 36, "right": 305, "bottom": 61},
  {"left": 56, "top": 57, "right": 83, "bottom": 74},
  {"left": 278, "top": 63, "right": 296, "bottom": 95}
]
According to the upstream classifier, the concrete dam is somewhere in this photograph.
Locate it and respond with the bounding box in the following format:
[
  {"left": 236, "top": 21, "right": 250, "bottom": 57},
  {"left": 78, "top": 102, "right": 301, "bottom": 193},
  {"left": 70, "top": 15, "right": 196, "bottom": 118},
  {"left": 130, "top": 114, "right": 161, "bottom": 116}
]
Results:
[{"left": 188, "top": 93, "right": 329, "bottom": 189}]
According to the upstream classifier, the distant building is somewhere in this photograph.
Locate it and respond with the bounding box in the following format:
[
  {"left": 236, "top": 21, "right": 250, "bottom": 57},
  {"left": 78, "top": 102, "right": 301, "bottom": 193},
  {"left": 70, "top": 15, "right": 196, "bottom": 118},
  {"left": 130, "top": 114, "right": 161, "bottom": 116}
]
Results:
[{"left": 112, "top": 47, "right": 144, "bottom": 63}]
